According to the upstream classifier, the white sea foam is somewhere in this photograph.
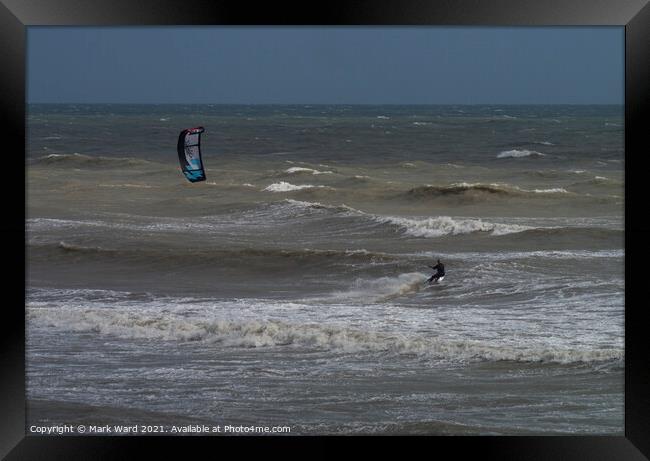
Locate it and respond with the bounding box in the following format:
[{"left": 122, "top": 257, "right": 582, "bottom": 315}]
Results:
[
  {"left": 280, "top": 199, "right": 362, "bottom": 217},
  {"left": 27, "top": 305, "right": 622, "bottom": 364},
  {"left": 497, "top": 149, "right": 545, "bottom": 159},
  {"left": 531, "top": 188, "right": 568, "bottom": 194},
  {"left": 28, "top": 216, "right": 218, "bottom": 235},
  {"left": 330, "top": 272, "right": 426, "bottom": 302},
  {"left": 284, "top": 167, "right": 333, "bottom": 175},
  {"left": 263, "top": 182, "right": 330, "bottom": 192},
  {"left": 282, "top": 198, "right": 328, "bottom": 208},
  {"left": 375, "top": 215, "right": 531, "bottom": 238},
  {"left": 415, "top": 249, "right": 624, "bottom": 261}
]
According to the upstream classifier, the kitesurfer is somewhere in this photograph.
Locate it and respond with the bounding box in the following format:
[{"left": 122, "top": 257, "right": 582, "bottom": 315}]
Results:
[{"left": 427, "top": 259, "right": 445, "bottom": 283}]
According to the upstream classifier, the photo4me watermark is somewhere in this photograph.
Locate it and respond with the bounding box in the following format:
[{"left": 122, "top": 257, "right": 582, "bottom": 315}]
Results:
[{"left": 29, "top": 424, "right": 291, "bottom": 435}]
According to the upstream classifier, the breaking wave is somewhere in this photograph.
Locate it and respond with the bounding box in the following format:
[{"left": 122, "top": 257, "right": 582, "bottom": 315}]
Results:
[
  {"left": 28, "top": 201, "right": 620, "bottom": 245},
  {"left": 328, "top": 272, "right": 426, "bottom": 303},
  {"left": 374, "top": 215, "right": 530, "bottom": 238},
  {"left": 497, "top": 150, "right": 545, "bottom": 159},
  {"left": 28, "top": 305, "right": 622, "bottom": 364},
  {"left": 283, "top": 167, "right": 333, "bottom": 175},
  {"left": 264, "top": 182, "right": 332, "bottom": 192}
]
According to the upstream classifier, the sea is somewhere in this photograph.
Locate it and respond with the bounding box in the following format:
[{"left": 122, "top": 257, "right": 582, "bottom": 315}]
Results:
[{"left": 26, "top": 104, "right": 624, "bottom": 435}]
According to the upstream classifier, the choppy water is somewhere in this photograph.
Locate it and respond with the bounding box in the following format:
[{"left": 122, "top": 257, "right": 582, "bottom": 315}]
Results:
[{"left": 26, "top": 104, "right": 624, "bottom": 434}]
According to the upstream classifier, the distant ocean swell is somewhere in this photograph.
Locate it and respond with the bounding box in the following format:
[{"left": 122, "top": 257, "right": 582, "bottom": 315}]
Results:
[
  {"left": 29, "top": 154, "right": 619, "bottom": 203},
  {"left": 30, "top": 153, "right": 156, "bottom": 168},
  {"left": 404, "top": 183, "right": 570, "bottom": 199},
  {"left": 31, "top": 241, "right": 396, "bottom": 267},
  {"left": 258, "top": 182, "right": 614, "bottom": 203},
  {"left": 28, "top": 203, "right": 622, "bottom": 245}
]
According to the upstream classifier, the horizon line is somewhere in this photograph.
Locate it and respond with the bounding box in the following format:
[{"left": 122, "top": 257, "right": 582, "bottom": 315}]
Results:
[{"left": 27, "top": 102, "right": 625, "bottom": 106}]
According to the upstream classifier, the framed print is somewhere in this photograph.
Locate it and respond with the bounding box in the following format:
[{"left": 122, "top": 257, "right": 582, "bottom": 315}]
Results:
[{"left": 2, "top": 0, "right": 649, "bottom": 459}]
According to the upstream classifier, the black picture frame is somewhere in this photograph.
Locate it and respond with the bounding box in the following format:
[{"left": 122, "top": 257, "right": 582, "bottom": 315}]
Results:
[{"left": 3, "top": 0, "right": 649, "bottom": 459}]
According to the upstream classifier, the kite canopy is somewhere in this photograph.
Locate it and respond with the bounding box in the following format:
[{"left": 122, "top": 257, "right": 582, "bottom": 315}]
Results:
[{"left": 177, "top": 127, "right": 206, "bottom": 182}]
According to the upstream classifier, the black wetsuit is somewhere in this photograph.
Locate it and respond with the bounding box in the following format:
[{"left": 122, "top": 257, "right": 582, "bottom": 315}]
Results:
[{"left": 428, "top": 262, "right": 445, "bottom": 282}]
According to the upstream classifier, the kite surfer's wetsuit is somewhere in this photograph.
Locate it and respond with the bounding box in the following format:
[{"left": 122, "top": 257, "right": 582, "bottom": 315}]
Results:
[{"left": 427, "top": 262, "right": 445, "bottom": 283}]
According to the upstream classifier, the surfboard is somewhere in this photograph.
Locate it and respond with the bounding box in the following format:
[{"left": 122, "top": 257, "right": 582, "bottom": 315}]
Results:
[{"left": 425, "top": 276, "right": 444, "bottom": 287}]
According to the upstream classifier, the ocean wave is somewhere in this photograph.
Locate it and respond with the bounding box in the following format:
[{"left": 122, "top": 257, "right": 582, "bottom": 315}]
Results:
[
  {"left": 27, "top": 306, "right": 622, "bottom": 364},
  {"left": 57, "top": 241, "right": 103, "bottom": 252},
  {"left": 31, "top": 153, "right": 155, "bottom": 168},
  {"left": 518, "top": 170, "right": 565, "bottom": 180},
  {"left": 27, "top": 201, "right": 360, "bottom": 235},
  {"left": 531, "top": 188, "right": 568, "bottom": 193},
  {"left": 375, "top": 214, "right": 620, "bottom": 240},
  {"left": 346, "top": 175, "right": 372, "bottom": 183},
  {"left": 497, "top": 150, "right": 545, "bottom": 159},
  {"left": 29, "top": 209, "right": 622, "bottom": 248},
  {"left": 328, "top": 272, "right": 426, "bottom": 302},
  {"left": 570, "top": 176, "right": 623, "bottom": 187},
  {"left": 97, "top": 183, "right": 156, "bottom": 189},
  {"left": 499, "top": 226, "right": 623, "bottom": 241},
  {"left": 404, "top": 183, "right": 568, "bottom": 200},
  {"left": 203, "top": 181, "right": 258, "bottom": 190},
  {"left": 283, "top": 167, "right": 333, "bottom": 175},
  {"left": 374, "top": 215, "right": 531, "bottom": 238},
  {"left": 407, "top": 183, "right": 511, "bottom": 198},
  {"left": 34, "top": 241, "right": 396, "bottom": 266},
  {"left": 263, "top": 182, "right": 332, "bottom": 192},
  {"left": 415, "top": 249, "right": 624, "bottom": 262},
  {"left": 281, "top": 199, "right": 362, "bottom": 215}
]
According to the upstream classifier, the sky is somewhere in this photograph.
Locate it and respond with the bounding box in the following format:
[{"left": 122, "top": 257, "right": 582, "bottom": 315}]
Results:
[{"left": 27, "top": 27, "right": 624, "bottom": 104}]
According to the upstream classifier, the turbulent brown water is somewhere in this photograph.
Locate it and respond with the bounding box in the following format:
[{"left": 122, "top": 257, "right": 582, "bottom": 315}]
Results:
[{"left": 27, "top": 104, "right": 624, "bottom": 434}]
